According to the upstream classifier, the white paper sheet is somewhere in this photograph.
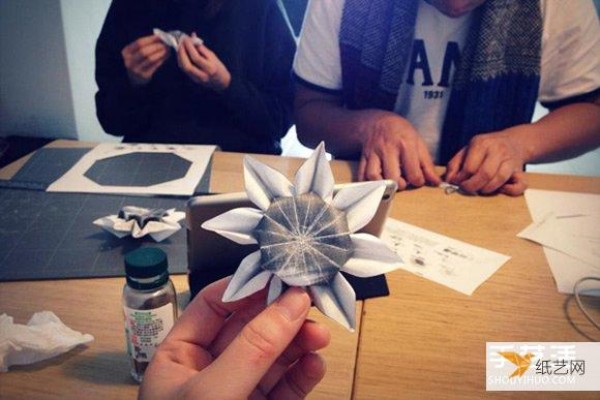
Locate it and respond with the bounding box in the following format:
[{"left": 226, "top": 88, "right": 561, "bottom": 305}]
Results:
[
  {"left": 381, "top": 218, "right": 510, "bottom": 295},
  {"left": 518, "top": 213, "right": 600, "bottom": 269},
  {"left": 520, "top": 189, "right": 600, "bottom": 294},
  {"left": 47, "top": 143, "right": 217, "bottom": 196}
]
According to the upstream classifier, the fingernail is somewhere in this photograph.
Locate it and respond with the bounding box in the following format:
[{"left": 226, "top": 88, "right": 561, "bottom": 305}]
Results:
[{"left": 276, "top": 287, "right": 309, "bottom": 321}]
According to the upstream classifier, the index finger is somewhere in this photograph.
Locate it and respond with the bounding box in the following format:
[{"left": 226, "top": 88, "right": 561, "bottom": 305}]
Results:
[
  {"left": 167, "top": 277, "right": 265, "bottom": 348},
  {"left": 454, "top": 143, "right": 486, "bottom": 183},
  {"left": 126, "top": 34, "right": 163, "bottom": 53}
]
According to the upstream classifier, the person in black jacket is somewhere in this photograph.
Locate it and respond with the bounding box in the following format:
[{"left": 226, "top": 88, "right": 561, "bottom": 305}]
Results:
[{"left": 95, "top": 0, "right": 296, "bottom": 154}]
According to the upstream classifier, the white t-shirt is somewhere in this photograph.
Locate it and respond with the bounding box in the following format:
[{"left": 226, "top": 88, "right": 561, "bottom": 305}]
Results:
[{"left": 293, "top": 0, "right": 600, "bottom": 161}]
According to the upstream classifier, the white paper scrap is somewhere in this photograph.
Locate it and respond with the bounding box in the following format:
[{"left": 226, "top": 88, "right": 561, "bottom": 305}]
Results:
[
  {"left": 521, "top": 189, "right": 600, "bottom": 295},
  {"left": 381, "top": 218, "right": 510, "bottom": 295},
  {"left": 0, "top": 312, "right": 94, "bottom": 372},
  {"left": 47, "top": 143, "right": 217, "bottom": 196},
  {"left": 153, "top": 28, "right": 203, "bottom": 49},
  {"left": 518, "top": 212, "right": 600, "bottom": 270}
]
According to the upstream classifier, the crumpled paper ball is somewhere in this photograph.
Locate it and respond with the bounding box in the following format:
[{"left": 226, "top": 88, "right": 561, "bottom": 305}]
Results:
[
  {"left": 93, "top": 206, "right": 185, "bottom": 242},
  {"left": 0, "top": 311, "right": 94, "bottom": 372}
]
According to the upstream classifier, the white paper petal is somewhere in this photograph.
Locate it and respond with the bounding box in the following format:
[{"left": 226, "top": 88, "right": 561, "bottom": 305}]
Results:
[
  {"left": 93, "top": 217, "right": 131, "bottom": 238},
  {"left": 267, "top": 275, "right": 284, "bottom": 305},
  {"left": 342, "top": 233, "right": 403, "bottom": 277},
  {"left": 309, "top": 273, "right": 356, "bottom": 331},
  {"left": 244, "top": 156, "right": 294, "bottom": 211},
  {"left": 148, "top": 226, "right": 181, "bottom": 242},
  {"left": 294, "top": 142, "right": 334, "bottom": 202},
  {"left": 163, "top": 210, "right": 186, "bottom": 223},
  {"left": 201, "top": 207, "right": 263, "bottom": 245},
  {"left": 332, "top": 181, "right": 386, "bottom": 232},
  {"left": 222, "top": 251, "right": 271, "bottom": 302}
]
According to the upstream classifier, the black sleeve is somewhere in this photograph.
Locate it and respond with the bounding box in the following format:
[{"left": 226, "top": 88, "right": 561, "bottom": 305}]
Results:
[
  {"left": 216, "top": 2, "right": 296, "bottom": 145},
  {"left": 540, "top": 87, "right": 600, "bottom": 111},
  {"left": 94, "top": 0, "right": 154, "bottom": 138}
]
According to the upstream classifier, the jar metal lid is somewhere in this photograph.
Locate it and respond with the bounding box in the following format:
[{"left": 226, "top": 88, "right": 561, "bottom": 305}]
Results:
[{"left": 124, "top": 247, "right": 168, "bottom": 279}]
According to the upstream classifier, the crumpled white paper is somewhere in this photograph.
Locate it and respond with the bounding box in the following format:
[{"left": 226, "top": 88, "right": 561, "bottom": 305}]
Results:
[
  {"left": 153, "top": 28, "right": 203, "bottom": 49},
  {"left": 0, "top": 311, "right": 94, "bottom": 372},
  {"left": 93, "top": 206, "right": 185, "bottom": 242},
  {"left": 202, "top": 142, "right": 403, "bottom": 330}
]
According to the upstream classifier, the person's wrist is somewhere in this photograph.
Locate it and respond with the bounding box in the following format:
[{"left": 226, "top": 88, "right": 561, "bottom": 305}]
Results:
[
  {"left": 502, "top": 124, "right": 535, "bottom": 164},
  {"left": 360, "top": 111, "right": 410, "bottom": 145}
]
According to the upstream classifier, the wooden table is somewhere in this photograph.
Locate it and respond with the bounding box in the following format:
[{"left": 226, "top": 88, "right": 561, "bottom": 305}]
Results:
[{"left": 0, "top": 140, "right": 599, "bottom": 399}]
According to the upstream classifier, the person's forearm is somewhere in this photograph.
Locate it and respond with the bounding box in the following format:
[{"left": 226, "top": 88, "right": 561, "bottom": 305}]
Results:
[
  {"left": 508, "top": 102, "right": 600, "bottom": 164},
  {"left": 295, "top": 93, "right": 399, "bottom": 158}
]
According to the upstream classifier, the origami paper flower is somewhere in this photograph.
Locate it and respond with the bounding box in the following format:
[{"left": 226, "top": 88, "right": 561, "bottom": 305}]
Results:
[
  {"left": 202, "top": 143, "right": 402, "bottom": 330},
  {"left": 93, "top": 206, "right": 185, "bottom": 242}
]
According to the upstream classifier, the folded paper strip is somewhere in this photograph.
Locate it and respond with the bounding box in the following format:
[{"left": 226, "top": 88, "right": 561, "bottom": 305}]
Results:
[{"left": 202, "top": 143, "right": 403, "bottom": 330}]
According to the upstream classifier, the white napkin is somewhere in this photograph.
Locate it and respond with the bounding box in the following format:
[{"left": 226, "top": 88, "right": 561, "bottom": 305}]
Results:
[{"left": 0, "top": 311, "right": 94, "bottom": 372}]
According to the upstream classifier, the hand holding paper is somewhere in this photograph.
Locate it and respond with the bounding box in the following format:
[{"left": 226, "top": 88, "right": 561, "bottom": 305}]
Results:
[
  {"left": 122, "top": 34, "right": 170, "bottom": 86},
  {"left": 153, "top": 28, "right": 203, "bottom": 49}
]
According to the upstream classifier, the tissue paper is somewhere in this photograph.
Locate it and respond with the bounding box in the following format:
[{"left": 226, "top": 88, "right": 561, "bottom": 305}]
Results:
[{"left": 0, "top": 311, "right": 94, "bottom": 372}]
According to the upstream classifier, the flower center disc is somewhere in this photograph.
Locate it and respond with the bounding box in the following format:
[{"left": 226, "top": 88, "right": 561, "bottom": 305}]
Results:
[{"left": 256, "top": 193, "right": 353, "bottom": 286}]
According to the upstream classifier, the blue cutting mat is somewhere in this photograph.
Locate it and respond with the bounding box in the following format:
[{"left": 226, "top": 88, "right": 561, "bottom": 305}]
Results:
[
  {"left": 0, "top": 188, "right": 188, "bottom": 281},
  {"left": 0, "top": 147, "right": 213, "bottom": 281}
]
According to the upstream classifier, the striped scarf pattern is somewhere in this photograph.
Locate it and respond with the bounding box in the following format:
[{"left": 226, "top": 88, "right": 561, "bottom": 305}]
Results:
[{"left": 340, "top": 0, "right": 542, "bottom": 163}]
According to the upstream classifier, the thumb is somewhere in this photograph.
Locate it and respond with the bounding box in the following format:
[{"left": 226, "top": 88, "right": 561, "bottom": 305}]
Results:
[
  {"left": 500, "top": 171, "right": 528, "bottom": 196},
  {"left": 191, "top": 287, "right": 311, "bottom": 399}
]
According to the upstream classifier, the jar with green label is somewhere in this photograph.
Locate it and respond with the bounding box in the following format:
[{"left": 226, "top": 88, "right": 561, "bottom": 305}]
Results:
[{"left": 122, "top": 247, "right": 177, "bottom": 383}]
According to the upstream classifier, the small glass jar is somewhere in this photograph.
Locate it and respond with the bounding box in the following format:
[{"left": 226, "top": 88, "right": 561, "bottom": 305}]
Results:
[{"left": 122, "top": 247, "right": 177, "bottom": 383}]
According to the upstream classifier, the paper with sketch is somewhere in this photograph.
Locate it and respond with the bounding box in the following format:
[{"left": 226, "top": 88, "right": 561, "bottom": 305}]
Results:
[
  {"left": 201, "top": 143, "right": 403, "bottom": 331},
  {"left": 381, "top": 218, "right": 510, "bottom": 295},
  {"left": 520, "top": 189, "right": 600, "bottom": 294},
  {"left": 47, "top": 143, "right": 217, "bottom": 196}
]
